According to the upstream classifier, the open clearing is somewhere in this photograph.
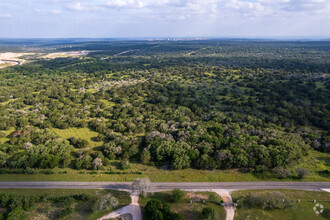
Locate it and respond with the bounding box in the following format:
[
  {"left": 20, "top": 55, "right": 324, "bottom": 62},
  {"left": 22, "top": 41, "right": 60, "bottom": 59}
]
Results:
[
  {"left": 42, "top": 50, "right": 90, "bottom": 59},
  {"left": 49, "top": 127, "right": 103, "bottom": 149},
  {"left": 0, "top": 52, "right": 31, "bottom": 68}
]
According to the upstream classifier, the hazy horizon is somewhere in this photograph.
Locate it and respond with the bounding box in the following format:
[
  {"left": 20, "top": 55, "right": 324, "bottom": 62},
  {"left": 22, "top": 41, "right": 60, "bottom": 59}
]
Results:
[
  {"left": 1, "top": 0, "right": 330, "bottom": 39},
  {"left": 0, "top": 37, "right": 329, "bottom": 41}
]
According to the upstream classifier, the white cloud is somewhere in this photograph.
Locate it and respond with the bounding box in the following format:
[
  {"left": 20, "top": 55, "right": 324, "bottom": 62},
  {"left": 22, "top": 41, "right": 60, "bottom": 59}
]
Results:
[
  {"left": 51, "top": 9, "right": 61, "bottom": 14},
  {"left": 34, "top": 9, "right": 61, "bottom": 15},
  {"left": 66, "top": 2, "right": 87, "bottom": 11},
  {"left": 0, "top": 0, "right": 329, "bottom": 37},
  {"left": 104, "top": 0, "right": 144, "bottom": 8},
  {"left": 0, "top": 13, "right": 12, "bottom": 18},
  {"left": 282, "top": 0, "right": 330, "bottom": 12}
]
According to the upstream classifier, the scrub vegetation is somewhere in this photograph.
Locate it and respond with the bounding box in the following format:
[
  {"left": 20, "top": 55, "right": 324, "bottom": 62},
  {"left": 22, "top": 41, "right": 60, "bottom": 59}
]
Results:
[
  {"left": 0, "top": 40, "right": 329, "bottom": 181},
  {"left": 0, "top": 188, "right": 130, "bottom": 220}
]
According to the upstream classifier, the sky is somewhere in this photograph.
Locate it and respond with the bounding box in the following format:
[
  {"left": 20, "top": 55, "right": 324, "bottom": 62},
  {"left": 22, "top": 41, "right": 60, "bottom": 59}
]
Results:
[{"left": 0, "top": 0, "right": 329, "bottom": 38}]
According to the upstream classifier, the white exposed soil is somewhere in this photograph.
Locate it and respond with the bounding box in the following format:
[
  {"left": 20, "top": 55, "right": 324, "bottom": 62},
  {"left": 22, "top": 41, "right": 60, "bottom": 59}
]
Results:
[{"left": 98, "top": 193, "right": 142, "bottom": 220}]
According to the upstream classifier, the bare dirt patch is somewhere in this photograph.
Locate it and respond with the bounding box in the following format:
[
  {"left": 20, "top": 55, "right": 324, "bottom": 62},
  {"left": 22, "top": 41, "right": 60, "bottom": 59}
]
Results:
[
  {"left": 42, "top": 51, "right": 90, "bottom": 59},
  {"left": 0, "top": 52, "right": 31, "bottom": 68}
]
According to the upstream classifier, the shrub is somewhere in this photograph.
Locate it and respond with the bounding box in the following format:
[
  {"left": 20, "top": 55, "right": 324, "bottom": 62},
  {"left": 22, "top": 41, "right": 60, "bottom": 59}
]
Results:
[
  {"left": 0, "top": 131, "right": 6, "bottom": 138},
  {"left": 140, "top": 149, "right": 151, "bottom": 165},
  {"left": 94, "top": 193, "right": 119, "bottom": 211},
  {"left": 171, "top": 189, "right": 185, "bottom": 203},
  {"left": 273, "top": 167, "right": 292, "bottom": 179},
  {"left": 7, "top": 207, "right": 25, "bottom": 220},
  {"left": 168, "top": 212, "right": 185, "bottom": 220},
  {"left": 201, "top": 207, "right": 214, "bottom": 219},
  {"left": 57, "top": 207, "right": 73, "bottom": 218},
  {"left": 120, "top": 159, "right": 130, "bottom": 170},
  {"left": 68, "top": 137, "right": 89, "bottom": 148},
  {"left": 144, "top": 199, "right": 162, "bottom": 220},
  {"left": 296, "top": 167, "right": 310, "bottom": 179},
  {"left": 208, "top": 193, "right": 222, "bottom": 203},
  {"left": 51, "top": 196, "right": 75, "bottom": 207}
]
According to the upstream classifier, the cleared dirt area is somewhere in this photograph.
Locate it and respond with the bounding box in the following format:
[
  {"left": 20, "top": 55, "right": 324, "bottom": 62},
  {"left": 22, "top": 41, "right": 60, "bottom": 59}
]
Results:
[
  {"left": 42, "top": 50, "right": 90, "bottom": 59},
  {"left": 0, "top": 52, "right": 31, "bottom": 69}
]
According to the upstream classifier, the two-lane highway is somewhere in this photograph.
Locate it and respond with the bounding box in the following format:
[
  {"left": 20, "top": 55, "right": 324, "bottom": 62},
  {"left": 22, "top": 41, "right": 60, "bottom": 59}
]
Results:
[{"left": 0, "top": 181, "right": 329, "bottom": 192}]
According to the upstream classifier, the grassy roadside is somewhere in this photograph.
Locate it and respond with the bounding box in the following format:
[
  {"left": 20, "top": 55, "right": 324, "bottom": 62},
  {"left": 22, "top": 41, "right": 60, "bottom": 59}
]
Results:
[
  {"left": 232, "top": 190, "right": 330, "bottom": 220},
  {"left": 0, "top": 166, "right": 329, "bottom": 182}
]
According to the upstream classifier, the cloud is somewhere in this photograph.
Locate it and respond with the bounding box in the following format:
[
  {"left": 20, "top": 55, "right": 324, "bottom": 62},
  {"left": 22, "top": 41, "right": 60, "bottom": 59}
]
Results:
[
  {"left": 104, "top": 0, "right": 145, "bottom": 8},
  {"left": 0, "top": 0, "right": 329, "bottom": 38},
  {"left": 66, "top": 2, "right": 88, "bottom": 11},
  {"left": 0, "top": 13, "right": 12, "bottom": 18},
  {"left": 34, "top": 9, "right": 61, "bottom": 15},
  {"left": 51, "top": 9, "right": 62, "bottom": 14},
  {"left": 224, "top": 0, "right": 330, "bottom": 17},
  {"left": 282, "top": 0, "right": 330, "bottom": 12}
]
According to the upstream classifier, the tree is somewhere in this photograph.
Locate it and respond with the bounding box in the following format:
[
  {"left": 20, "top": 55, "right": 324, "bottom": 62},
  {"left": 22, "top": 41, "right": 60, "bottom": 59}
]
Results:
[
  {"left": 132, "top": 178, "right": 151, "bottom": 198},
  {"left": 94, "top": 193, "right": 119, "bottom": 211},
  {"left": 171, "top": 189, "right": 185, "bottom": 203},
  {"left": 140, "top": 149, "right": 151, "bottom": 165},
  {"left": 92, "top": 158, "right": 103, "bottom": 170},
  {"left": 171, "top": 154, "right": 191, "bottom": 170},
  {"left": 103, "top": 142, "right": 121, "bottom": 159},
  {"left": 144, "top": 199, "right": 163, "bottom": 220}
]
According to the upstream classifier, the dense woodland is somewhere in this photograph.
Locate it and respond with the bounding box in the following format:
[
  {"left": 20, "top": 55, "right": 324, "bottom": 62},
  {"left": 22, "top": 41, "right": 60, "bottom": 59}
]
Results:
[{"left": 0, "top": 40, "right": 329, "bottom": 175}]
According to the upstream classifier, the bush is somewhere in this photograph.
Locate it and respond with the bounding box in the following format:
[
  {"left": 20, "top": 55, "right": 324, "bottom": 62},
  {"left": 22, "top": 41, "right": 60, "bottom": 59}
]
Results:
[
  {"left": 120, "top": 159, "right": 130, "bottom": 170},
  {"left": 208, "top": 193, "right": 222, "bottom": 203},
  {"left": 42, "top": 169, "right": 55, "bottom": 175},
  {"left": 7, "top": 207, "right": 26, "bottom": 220},
  {"left": 273, "top": 167, "right": 292, "bottom": 179},
  {"left": 171, "top": 189, "right": 185, "bottom": 203},
  {"left": 0, "top": 131, "right": 6, "bottom": 138},
  {"left": 296, "top": 167, "right": 310, "bottom": 179},
  {"left": 168, "top": 212, "right": 185, "bottom": 220},
  {"left": 94, "top": 193, "right": 119, "bottom": 211},
  {"left": 68, "top": 137, "right": 89, "bottom": 148},
  {"left": 140, "top": 149, "right": 151, "bottom": 165},
  {"left": 144, "top": 199, "right": 162, "bottom": 220},
  {"left": 57, "top": 207, "right": 73, "bottom": 218},
  {"left": 201, "top": 207, "right": 214, "bottom": 219}
]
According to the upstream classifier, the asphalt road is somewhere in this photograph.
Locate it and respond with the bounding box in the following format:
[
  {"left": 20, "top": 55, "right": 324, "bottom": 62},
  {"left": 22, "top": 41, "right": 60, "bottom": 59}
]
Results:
[{"left": 0, "top": 181, "right": 329, "bottom": 192}]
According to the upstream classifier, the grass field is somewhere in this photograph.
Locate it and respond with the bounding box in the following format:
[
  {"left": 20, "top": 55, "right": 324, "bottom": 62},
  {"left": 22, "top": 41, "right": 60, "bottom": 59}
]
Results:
[
  {"left": 0, "top": 127, "right": 15, "bottom": 144},
  {"left": 50, "top": 127, "right": 103, "bottom": 149},
  {"left": 139, "top": 190, "right": 226, "bottom": 220},
  {"left": 0, "top": 188, "right": 131, "bottom": 220},
  {"left": 232, "top": 190, "right": 330, "bottom": 220}
]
